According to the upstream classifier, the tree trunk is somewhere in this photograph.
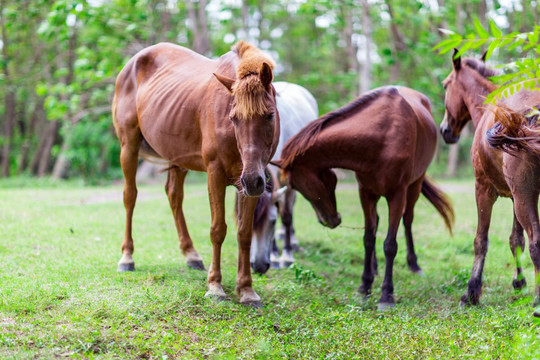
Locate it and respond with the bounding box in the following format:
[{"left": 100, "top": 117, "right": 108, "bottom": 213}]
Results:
[
  {"left": 342, "top": 2, "right": 359, "bottom": 76},
  {"left": 0, "top": 1, "right": 15, "bottom": 177},
  {"left": 385, "top": 0, "right": 406, "bottom": 83},
  {"left": 359, "top": 0, "right": 371, "bottom": 94},
  {"left": 36, "top": 120, "right": 61, "bottom": 176},
  {"left": 188, "top": 0, "right": 209, "bottom": 55}
]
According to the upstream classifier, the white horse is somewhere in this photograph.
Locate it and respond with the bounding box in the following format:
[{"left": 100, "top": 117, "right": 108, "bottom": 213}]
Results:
[{"left": 247, "top": 81, "right": 318, "bottom": 274}]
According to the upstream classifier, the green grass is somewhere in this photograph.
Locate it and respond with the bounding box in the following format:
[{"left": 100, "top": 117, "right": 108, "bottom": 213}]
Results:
[{"left": 0, "top": 176, "right": 539, "bottom": 359}]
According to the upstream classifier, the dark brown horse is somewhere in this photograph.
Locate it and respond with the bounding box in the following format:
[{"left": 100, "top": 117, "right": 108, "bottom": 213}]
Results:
[
  {"left": 440, "top": 51, "right": 540, "bottom": 315},
  {"left": 112, "top": 41, "right": 280, "bottom": 306},
  {"left": 274, "top": 86, "right": 454, "bottom": 309}
]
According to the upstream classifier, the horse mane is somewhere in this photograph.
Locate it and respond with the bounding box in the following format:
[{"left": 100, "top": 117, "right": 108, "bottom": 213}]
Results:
[
  {"left": 279, "top": 87, "right": 388, "bottom": 171},
  {"left": 486, "top": 103, "right": 540, "bottom": 155},
  {"left": 230, "top": 41, "right": 275, "bottom": 118},
  {"left": 463, "top": 58, "right": 497, "bottom": 78}
]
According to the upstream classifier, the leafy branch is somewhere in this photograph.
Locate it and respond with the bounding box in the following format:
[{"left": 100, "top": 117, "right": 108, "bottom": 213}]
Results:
[{"left": 434, "top": 19, "right": 540, "bottom": 103}]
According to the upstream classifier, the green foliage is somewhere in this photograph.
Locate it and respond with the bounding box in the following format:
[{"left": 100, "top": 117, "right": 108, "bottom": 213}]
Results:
[{"left": 435, "top": 21, "right": 540, "bottom": 103}]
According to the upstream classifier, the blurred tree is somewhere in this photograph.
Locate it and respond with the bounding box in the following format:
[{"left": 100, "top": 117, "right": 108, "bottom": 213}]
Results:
[{"left": 0, "top": 0, "right": 538, "bottom": 180}]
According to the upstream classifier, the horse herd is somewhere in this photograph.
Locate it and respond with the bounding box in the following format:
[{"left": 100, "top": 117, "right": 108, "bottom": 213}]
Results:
[{"left": 112, "top": 41, "right": 540, "bottom": 315}]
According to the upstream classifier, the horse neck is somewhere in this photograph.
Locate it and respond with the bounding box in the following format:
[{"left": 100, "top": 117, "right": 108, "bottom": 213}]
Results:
[{"left": 462, "top": 71, "right": 497, "bottom": 127}]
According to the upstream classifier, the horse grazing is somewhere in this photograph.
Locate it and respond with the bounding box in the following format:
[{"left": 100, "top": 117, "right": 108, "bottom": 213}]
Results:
[
  {"left": 112, "top": 41, "right": 280, "bottom": 306},
  {"left": 248, "top": 82, "right": 318, "bottom": 274},
  {"left": 440, "top": 51, "right": 540, "bottom": 315},
  {"left": 274, "top": 86, "right": 454, "bottom": 309}
]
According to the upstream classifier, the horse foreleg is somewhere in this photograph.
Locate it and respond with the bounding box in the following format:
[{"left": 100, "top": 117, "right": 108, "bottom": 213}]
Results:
[
  {"left": 509, "top": 210, "right": 526, "bottom": 290},
  {"left": 279, "top": 188, "right": 297, "bottom": 268},
  {"left": 205, "top": 170, "right": 228, "bottom": 301},
  {"left": 378, "top": 190, "right": 406, "bottom": 310},
  {"left": 166, "top": 167, "right": 205, "bottom": 270},
  {"left": 236, "top": 193, "right": 261, "bottom": 307},
  {"left": 358, "top": 187, "right": 380, "bottom": 297},
  {"left": 118, "top": 140, "right": 141, "bottom": 272},
  {"left": 461, "top": 180, "right": 497, "bottom": 306},
  {"left": 403, "top": 177, "right": 424, "bottom": 275},
  {"left": 512, "top": 191, "right": 540, "bottom": 316}
]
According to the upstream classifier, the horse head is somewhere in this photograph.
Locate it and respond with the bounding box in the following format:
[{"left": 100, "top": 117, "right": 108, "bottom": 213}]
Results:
[
  {"left": 440, "top": 50, "right": 472, "bottom": 144},
  {"left": 249, "top": 182, "right": 287, "bottom": 274},
  {"left": 279, "top": 164, "right": 341, "bottom": 228},
  {"left": 214, "top": 42, "right": 279, "bottom": 197}
]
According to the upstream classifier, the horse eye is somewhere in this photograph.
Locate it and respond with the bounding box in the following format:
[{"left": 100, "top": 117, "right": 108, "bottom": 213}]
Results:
[{"left": 265, "top": 113, "right": 274, "bottom": 121}]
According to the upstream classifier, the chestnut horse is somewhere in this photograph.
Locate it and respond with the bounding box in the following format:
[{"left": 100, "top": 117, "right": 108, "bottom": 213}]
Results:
[
  {"left": 112, "top": 41, "right": 280, "bottom": 306},
  {"left": 274, "top": 86, "right": 454, "bottom": 309},
  {"left": 440, "top": 52, "right": 540, "bottom": 315}
]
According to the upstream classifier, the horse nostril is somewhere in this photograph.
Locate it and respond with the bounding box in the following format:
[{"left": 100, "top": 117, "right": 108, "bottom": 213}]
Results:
[
  {"left": 241, "top": 176, "right": 247, "bottom": 189},
  {"left": 256, "top": 176, "right": 265, "bottom": 191}
]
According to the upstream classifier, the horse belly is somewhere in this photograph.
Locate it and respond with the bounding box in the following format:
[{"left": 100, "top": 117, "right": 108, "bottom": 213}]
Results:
[{"left": 136, "top": 77, "right": 206, "bottom": 171}]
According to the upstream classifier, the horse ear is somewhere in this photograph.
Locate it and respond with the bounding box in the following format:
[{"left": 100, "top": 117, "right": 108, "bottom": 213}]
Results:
[
  {"left": 271, "top": 186, "right": 287, "bottom": 204},
  {"left": 480, "top": 50, "right": 488, "bottom": 62},
  {"left": 213, "top": 72, "right": 235, "bottom": 93},
  {"left": 269, "top": 159, "right": 283, "bottom": 168},
  {"left": 259, "top": 62, "right": 273, "bottom": 89},
  {"left": 452, "top": 48, "right": 461, "bottom": 71}
]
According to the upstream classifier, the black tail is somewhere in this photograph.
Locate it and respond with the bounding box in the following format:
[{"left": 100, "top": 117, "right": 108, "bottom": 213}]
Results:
[{"left": 421, "top": 177, "right": 455, "bottom": 235}]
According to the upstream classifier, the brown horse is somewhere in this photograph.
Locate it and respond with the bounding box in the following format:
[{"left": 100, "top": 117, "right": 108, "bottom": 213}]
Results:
[
  {"left": 440, "top": 51, "right": 540, "bottom": 315},
  {"left": 274, "top": 86, "right": 454, "bottom": 309},
  {"left": 112, "top": 41, "right": 280, "bottom": 306}
]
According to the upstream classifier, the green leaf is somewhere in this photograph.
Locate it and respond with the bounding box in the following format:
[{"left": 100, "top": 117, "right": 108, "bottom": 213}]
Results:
[
  {"left": 527, "top": 31, "right": 539, "bottom": 46},
  {"left": 474, "top": 18, "right": 489, "bottom": 39},
  {"left": 485, "top": 39, "right": 501, "bottom": 60},
  {"left": 456, "top": 40, "right": 474, "bottom": 57},
  {"left": 489, "top": 19, "right": 502, "bottom": 38},
  {"left": 439, "top": 28, "right": 456, "bottom": 36}
]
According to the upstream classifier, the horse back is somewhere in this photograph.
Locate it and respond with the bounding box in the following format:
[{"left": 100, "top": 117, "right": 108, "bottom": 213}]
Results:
[{"left": 114, "top": 43, "right": 235, "bottom": 171}]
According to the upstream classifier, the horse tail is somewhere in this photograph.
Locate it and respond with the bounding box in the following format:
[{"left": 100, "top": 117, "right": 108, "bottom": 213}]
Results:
[
  {"left": 486, "top": 104, "right": 540, "bottom": 156},
  {"left": 421, "top": 177, "right": 455, "bottom": 235}
]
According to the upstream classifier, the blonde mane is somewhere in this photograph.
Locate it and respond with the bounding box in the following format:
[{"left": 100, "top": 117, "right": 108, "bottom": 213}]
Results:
[{"left": 231, "top": 41, "right": 275, "bottom": 118}]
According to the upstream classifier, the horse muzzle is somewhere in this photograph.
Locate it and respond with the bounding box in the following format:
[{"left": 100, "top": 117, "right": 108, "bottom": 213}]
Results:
[
  {"left": 319, "top": 213, "right": 341, "bottom": 229},
  {"left": 241, "top": 173, "right": 266, "bottom": 197},
  {"left": 251, "top": 261, "right": 270, "bottom": 275},
  {"left": 440, "top": 125, "right": 460, "bottom": 144}
]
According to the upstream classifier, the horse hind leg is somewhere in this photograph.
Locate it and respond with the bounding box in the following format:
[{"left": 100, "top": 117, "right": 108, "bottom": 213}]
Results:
[
  {"left": 117, "top": 129, "right": 142, "bottom": 272},
  {"left": 512, "top": 190, "right": 540, "bottom": 316},
  {"left": 378, "top": 189, "right": 407, "bottom": 310},
  {"left": 509, "top": 211, "right": 526, "bottom": 291},
  {"left": 403, "top": 178, "right": 424, "bottom": 275},
  {"left": 166, "top": 167, "right": 205, "bottom": 270}
]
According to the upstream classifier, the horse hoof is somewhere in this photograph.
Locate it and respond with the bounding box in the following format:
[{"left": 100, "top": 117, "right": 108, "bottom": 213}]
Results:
[
  {"left": 270, "top": 261, "right": 281, "bottom": 269},
  {"left": 204, "top": 291, "right": 229, "bottom": 302},
  {"left": 512, "top": 278, "right": 527, "bottom": 290},
  {"left": 240, "top": 299, "right": 263, "bottom": 308},
  {"left": 117, "top": 263, "right": 135, "bottom": 272},
  {"left": 280, "top": 260, "right": 294, "bottom": 268},
  {"left": 377, "top": 302, "right": 395, "bottom": 311},
  {"left": 187, "top": 260, "right": 206, "bottom": 271},
  {"left": 413, "top": 269, "right": 425, "bottom": 277}
]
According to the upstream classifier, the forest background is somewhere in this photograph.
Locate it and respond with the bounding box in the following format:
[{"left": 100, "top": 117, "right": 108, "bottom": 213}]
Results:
[{"left": 0, "top": 0, "right": 538, "bottom": 182}]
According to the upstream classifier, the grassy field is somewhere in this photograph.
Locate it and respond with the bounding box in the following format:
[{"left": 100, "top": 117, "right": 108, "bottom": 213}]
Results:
[{"left": 0, "top": 175, "right": 539, "bottom": 359}]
